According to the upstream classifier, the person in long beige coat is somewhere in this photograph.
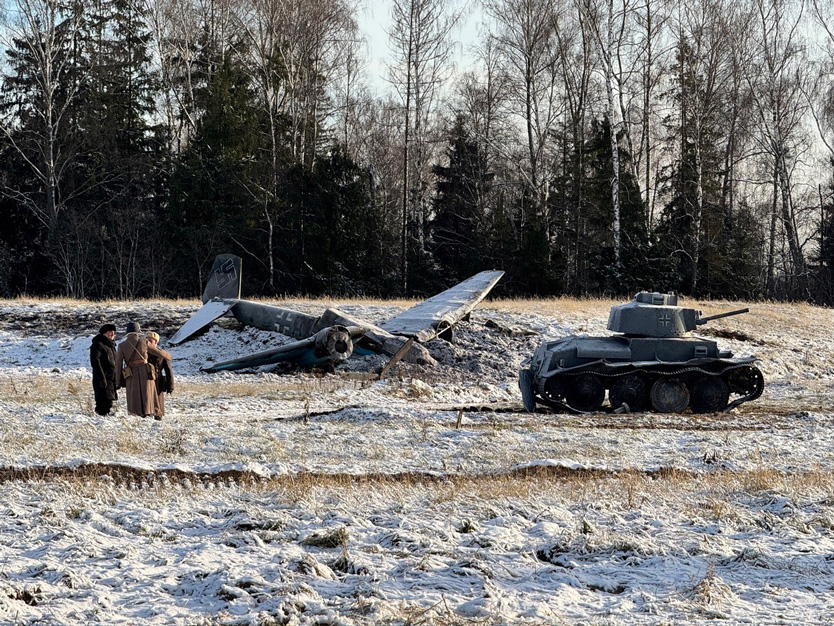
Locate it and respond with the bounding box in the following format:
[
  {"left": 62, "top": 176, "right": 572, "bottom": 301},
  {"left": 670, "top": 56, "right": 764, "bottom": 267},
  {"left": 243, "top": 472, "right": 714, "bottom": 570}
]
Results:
[
  {"left": 115, "top": 321, "right": 168, "bottom": 418},
  {"left": 145, "top": 331, "right": 174, "bottom": 418}
]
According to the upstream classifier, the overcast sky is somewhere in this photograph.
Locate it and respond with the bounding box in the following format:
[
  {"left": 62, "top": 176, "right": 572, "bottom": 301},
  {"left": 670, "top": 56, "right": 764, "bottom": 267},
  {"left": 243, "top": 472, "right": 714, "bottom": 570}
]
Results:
[
  {"left": 357, "top": 0, "right": 482, "bottom": 95},
  {"left": 0, "top": 0, "right": 482, "bottom": 98}
]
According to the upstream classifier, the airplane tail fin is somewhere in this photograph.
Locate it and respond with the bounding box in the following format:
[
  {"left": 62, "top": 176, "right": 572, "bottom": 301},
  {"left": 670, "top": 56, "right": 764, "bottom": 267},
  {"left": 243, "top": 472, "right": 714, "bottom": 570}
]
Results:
[
  {"left": 169, "top": 254, "right": 242, "bottom": 345},
  {"left": 202, "top": 254, "right": 242, "bottom": 303}
]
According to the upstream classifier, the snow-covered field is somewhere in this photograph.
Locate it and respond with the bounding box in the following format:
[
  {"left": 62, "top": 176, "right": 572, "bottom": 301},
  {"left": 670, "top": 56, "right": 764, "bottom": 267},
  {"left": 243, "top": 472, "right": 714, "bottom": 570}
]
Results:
[{"left": 1, "top": 297, "right": 833, "bottom": 625}]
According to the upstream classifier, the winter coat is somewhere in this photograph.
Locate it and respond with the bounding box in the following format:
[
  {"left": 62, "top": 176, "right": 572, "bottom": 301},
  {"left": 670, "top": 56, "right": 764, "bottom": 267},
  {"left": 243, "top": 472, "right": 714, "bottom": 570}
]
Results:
[
  {"left": 148, "top": 347, "right": 174, "bottom": 417},
  {"left": 116, "top": 333, "right": 168, "bottom": 417},
  {"left": 90, "top": 333, "right": 118, "bottom": 402}
]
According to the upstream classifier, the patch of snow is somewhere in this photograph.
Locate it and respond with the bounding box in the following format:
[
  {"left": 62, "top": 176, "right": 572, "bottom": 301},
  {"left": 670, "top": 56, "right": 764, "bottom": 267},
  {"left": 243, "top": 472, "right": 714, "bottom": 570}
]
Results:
[{"left": 0, "top": 299, "right": 833, "bottom": 624}]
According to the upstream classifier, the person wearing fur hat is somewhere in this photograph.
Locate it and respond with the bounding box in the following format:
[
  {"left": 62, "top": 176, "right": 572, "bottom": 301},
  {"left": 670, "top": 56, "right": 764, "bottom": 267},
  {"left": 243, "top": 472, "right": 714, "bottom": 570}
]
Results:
[
  {"left": 145, "top": 331, "right": 174, "bottom": 418},
  {"left": 116, "top": 321, "right": 168, "bottom": 418},
  {"left": 90, "top": 323, "right": 118, "bottom": 416}
]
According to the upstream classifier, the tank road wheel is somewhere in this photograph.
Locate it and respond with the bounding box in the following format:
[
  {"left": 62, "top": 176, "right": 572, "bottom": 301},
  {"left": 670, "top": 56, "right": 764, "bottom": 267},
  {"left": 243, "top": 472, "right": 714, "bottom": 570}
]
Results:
[
  {"left": 726, "top": 366, "right": 765, "bottom": 400},
  {"left": 690, "top": 376, "right": 730, "bottom": 413},
  {"left": 650, "top": 378, "right": 690, "bottom": 413},
  {"left": 565, "top": 374, "right": 605, "bottom": 412},
  {"left": 608, "top": 375, "right": 649, "bottom": 412},
  {"left": 542, "top": 375, "right": 566, "bottom": 404}
]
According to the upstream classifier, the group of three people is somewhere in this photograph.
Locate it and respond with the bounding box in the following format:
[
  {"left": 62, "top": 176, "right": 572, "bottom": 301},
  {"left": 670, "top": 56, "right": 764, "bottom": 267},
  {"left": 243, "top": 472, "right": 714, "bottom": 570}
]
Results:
[{"left": 90, "top": 322, "right": 174, "bottom": 419}]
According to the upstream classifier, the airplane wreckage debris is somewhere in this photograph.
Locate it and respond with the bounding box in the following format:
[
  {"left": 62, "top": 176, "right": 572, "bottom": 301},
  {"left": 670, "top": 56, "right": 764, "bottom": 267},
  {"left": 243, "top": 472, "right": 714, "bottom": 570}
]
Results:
[
  {"left": 164, "top": 258, "right": 763, "bottom": 415},
  {"left": 170, "top": 254, "right": 505, "bottom": 373},
  {"left": 518, "top": 291, "right": 764, "bottom": 415}
]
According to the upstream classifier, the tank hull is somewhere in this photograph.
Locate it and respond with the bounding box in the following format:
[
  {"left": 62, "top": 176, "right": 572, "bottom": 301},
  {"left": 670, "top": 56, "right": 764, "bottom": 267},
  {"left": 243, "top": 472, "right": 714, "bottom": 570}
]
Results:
[{"left": 520, "top": 335, "right": 763, "bottom": 414}]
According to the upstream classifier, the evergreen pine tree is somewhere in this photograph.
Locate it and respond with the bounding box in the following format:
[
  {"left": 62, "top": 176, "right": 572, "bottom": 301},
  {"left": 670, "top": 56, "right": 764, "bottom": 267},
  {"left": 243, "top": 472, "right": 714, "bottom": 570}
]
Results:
[
  {"left": 655, "top": 36, "right": 759, "bottom": 299},
  {"left": 430, "top": 115, "right": 494, "bottom": 285},
  {"left": 581, "top": 118, "right": 659, "bottom": 295},
  {"left": 167, "top": 53, "right": 265, "bottom": 294},
  {"left": 282, "top": 146, "right": 374, "bottom": 295},
  {"left": 75, "top": 0, "right": 162, "bottom": 297}
]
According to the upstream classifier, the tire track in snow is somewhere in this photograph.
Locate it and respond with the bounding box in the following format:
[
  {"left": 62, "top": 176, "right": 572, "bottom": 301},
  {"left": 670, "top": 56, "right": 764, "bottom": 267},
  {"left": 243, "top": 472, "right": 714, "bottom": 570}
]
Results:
[
  {"left": 0, "top": 460, "right": 793, "bottom": 487},
  {"left": 308, "top": 403, "right": 828, "bottom": 432}
]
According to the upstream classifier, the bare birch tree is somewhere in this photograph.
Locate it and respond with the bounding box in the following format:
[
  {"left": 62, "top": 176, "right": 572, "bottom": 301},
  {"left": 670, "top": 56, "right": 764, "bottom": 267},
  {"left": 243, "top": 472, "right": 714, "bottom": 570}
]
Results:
[
  {"left": 231, "top": 0, "right": 359, "bottom": 288},
  {"left": 747, "top": 0, "right": 810, "bottom": 295},
  {"left": 668, "top": 0, "right": 738, "bottom": 295},
  {"left": 0, "top": 0, "right": 86, "bottom": 232},
  {"left": 0, "top": 0, "right": 89, "bottom": 294},
  {"left": 454, "top": 37, "right": 512, "bottom": 170},
  {"left": 334, "top": 34, "right": 366, "bottom": 155},
  {"left": 147, "top": 0, "right": 244, "bottom": 148},
  {"left": 451, "top": 37, "right": 513, "bottom": 217},
  {"left": 576, "top": 0, "right": 635, "bottom": 271},
  {"left": 631, "top": 0, "right": 671, "bottom": 225},
  {"left": 807, "top": 0, "right": 834, "bottom": 163},
  {"left": 238, "top": 0, "right": 358, "bottom": 168},
  {"left": 484, "top": 0, "right": 561, "bottom": 223},
  {"left": 722, "top": 2, "right": 756, "bottom": 224},
  {"left": 552, "top": 6, "right": 598, "bottom": 290},
  {"left": 145, "top": 0, "right": 204, "bottom": 152},
  {"left": 388, "top": 0, "right": 460, "bottom": 290}
]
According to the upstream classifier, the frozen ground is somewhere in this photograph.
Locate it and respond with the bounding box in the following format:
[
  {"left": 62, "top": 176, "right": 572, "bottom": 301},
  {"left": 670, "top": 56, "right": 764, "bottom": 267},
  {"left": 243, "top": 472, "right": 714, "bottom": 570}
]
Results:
[{"left": 0, "top": 297, "right": 833, "bottom": 625}]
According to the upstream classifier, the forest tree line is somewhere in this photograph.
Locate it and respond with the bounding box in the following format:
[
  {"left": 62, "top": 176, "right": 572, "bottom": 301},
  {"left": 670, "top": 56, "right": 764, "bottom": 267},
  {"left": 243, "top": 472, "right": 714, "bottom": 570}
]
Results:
[{"left": 1, "top": 0, "right": 834, "bottom": 302}]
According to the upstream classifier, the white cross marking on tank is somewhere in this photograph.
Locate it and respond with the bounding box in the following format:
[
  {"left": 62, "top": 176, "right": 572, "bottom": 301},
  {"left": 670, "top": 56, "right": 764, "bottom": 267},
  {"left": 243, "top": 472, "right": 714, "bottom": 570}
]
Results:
[{"left": 658, "top": 313, "right": 672, "bottom": 327}]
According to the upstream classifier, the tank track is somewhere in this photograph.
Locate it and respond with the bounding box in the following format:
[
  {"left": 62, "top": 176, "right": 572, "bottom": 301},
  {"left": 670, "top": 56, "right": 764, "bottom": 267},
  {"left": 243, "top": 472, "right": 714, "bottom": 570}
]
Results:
[{"left": 532, "top": 361, "right": 763, "bottom": 414}]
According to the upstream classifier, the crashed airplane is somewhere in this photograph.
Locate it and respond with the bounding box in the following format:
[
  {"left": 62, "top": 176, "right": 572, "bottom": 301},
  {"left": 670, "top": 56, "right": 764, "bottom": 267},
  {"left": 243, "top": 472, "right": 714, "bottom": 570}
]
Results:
[{"left": 170, "top": 254, "right": 504, "bottom": 372}]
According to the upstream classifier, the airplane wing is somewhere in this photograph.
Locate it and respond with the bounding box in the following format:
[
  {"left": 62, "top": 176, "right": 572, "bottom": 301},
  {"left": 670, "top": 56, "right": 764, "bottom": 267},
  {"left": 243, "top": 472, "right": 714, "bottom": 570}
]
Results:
[
  {"left": 378, "top": 270, "right": 504, "bottom": 342},
  {"left": 169, "top": 298, "right": 237, "bottom": 345},
  {"left": 201, "top": 326, "right": 364, "bottom": 372}
]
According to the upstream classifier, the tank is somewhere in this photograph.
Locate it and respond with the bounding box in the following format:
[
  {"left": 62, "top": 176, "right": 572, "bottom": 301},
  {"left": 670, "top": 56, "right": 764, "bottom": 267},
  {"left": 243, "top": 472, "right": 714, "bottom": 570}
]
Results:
[{"left": 518, "top": 291, "right": 764, "bottom": 414}]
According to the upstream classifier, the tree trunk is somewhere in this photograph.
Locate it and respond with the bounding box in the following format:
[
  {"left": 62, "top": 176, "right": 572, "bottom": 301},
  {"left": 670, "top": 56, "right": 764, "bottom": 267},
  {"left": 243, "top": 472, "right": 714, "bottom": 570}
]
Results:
[
  {"left": 692, "top": 124, "right": 703, "bottom": 295},
  {"left": 766, "top": 159, "right": 778, "bottom": 295},
  {"left": 775, "top": 143, "right": 806, "bottom": 284},
  {"left": 605, "top": 0, "right": 621, "bottom": 271},
  {"left": 400, "top": 6, "right": 414, "bottom": 293}
]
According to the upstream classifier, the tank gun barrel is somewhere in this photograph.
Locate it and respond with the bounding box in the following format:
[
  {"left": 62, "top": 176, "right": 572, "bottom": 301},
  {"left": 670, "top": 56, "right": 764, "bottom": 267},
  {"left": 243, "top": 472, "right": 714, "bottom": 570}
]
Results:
[{"left": 696, "top": 307, "right": 749, "bottom": 325}]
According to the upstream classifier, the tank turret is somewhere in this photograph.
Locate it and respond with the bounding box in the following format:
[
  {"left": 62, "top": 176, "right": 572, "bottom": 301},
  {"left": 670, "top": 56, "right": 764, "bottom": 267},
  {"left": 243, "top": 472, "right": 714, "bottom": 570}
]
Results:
[
  {"left": 607, "top": 291, "right": 749, "bottom": 338},
  {"left": 518, "top": 292, "right": 763, "bottom": 415}
]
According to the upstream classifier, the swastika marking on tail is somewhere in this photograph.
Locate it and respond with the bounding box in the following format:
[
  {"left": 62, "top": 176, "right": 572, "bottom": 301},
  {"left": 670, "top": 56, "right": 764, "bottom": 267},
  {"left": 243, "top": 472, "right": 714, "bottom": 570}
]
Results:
[{"left": 213, "top": 259, "right": 237, "bottom": 290}]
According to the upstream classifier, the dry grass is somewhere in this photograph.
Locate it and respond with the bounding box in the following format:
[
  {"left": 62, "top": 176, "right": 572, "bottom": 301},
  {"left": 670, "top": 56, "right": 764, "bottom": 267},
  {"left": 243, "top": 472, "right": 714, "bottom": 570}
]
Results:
[
  {"left": 111, "top": 423, "right": 147, "bottom": 456},
  {"left": 396, "top": 601, "right": 507, "bottom": 626},
  {"left": 689, "top": 562, "right": 734, "bottom": 608},
  {"left": 115, "top": 461, "right": 834, "bottom": 513},
  {"left": 175, "top": 374, "right": 443, "bottom": 403},
  {"left": 176, "top": 376, "right": 366, "bottom": 399},
  {"left": 35, "top": 466, "right": 827, "bottom": 508},
  {"left": 3, "top": 294, "right": 830, "bottom": 351},
  {"left": 0, "top": 375, "right": 80, "bottom": 404},
  {"left": 0, "top": 296, "right": 200, "bottom": 307},
  {"left": 300, "top": 526, "right": 349, "bottom": 548},
  {"left": 487, "top": 296, "right": 618, "bottom": 316},
  {"left": 67, "top": 380, "right": 94, "bottom": 413},
  {"left": 2, "top": 292, "right": 829, "bottom": 315},
  {"left": 157, "top": 425, "right": 189, "bottom": 456}
]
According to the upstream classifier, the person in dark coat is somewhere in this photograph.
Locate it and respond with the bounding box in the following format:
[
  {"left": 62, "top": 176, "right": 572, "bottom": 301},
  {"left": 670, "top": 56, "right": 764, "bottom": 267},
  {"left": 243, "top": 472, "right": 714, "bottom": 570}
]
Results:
[
  {"left": 145, "top": 331, "right": 174, "bottom": 419},
  {"left": 90, "top": 323, "right": 118, "bottom": 415}
]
